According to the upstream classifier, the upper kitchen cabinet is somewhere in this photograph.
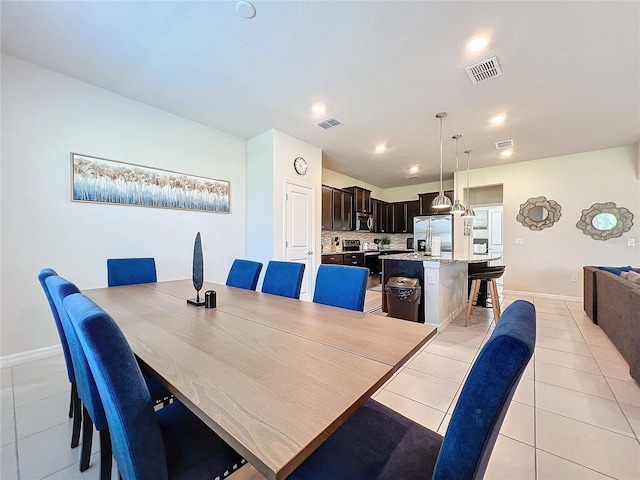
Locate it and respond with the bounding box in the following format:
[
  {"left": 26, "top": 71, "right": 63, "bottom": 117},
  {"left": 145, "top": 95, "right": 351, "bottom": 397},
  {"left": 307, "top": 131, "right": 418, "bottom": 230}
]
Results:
[
  {"left": 419, "top": 190, "right": 454, "bottom": 215},
  {"left": 332, "top": 189, "right": 353, "bottom": 231},
  {"left": 406, "top": 200, "right": 420, "bottom": 233},
  {"left": 321, "top": 186, "right": 333, "bottom": 230},
  {"left": 343, "top": 186, "right": 371, "bottom": 213},
  {"left": 389, "top": 200, "right": 420, "bottom": 233},
  {"left": 322, "top": 185, "right": 353, "bottom": 231},
  {"left": 371, "top": 198, "right": 390, "bottom": 233}
]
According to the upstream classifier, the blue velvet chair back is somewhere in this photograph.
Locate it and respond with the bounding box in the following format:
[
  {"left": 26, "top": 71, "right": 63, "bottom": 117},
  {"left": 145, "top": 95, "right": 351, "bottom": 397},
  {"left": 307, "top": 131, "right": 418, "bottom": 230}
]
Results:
[
  {"left": 64, "top": 293, "right": 168, "bottom": 480},
  {"left": 107, "top": 258, "right": 157, "bottom": 287},
  {"left": 313, "top": 265, "right": 369, "bottom": 311},
  {"left": 261, "top": 261, "right": 305, "bottom": 299},
  {"left": 38, "top": 268, "right": 75, "bottom": 383},
  {"left": 47, "top": 276, "right": 108, "bottom": 431},
  {"left": 432, "top": 299, "right": 536, "bottom": 480},
  {"left": 226, "top": 259, "right": 263, "bottom": 291}
]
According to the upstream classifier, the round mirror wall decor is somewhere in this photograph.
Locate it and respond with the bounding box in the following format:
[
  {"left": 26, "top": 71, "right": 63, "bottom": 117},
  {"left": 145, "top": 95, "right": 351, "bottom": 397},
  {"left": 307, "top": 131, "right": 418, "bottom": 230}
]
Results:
[
  {"left": 516, "top": 196, "right": 562, "bottom": 231},
  {"left": 576, "top": 202, "right": 634, "bottom": 240}
]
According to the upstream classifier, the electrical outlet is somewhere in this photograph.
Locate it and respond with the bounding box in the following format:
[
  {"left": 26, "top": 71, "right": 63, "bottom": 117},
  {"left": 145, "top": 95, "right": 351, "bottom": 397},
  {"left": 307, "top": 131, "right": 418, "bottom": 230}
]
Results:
[
  {"left": 628, "top": 238, "right": 636, "bottom": 247},
  {"left": 427, "top": 274, "right": 436, "bottom": 285},
  {"left": 571, "top": 274, "right": 578, "bottom": 282},
  {"left": 515, "top": 238, "right": 524, "bottom": 245}
]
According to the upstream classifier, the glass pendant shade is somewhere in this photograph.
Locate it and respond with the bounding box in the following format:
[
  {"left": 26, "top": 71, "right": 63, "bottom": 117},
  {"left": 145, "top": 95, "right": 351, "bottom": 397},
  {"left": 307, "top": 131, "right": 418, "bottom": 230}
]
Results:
[
  {"left": 462, "top": 149, "right": 475, "bottom": 218},
  {"left": 450, "top": 134, "right": 465, "bottom": 214},
  {"left": 450, "top": 199, "right": 466, "bottom": 214},
  {"left": 432, "top": 112, "right": 451, "bottom": 209},
  {"left": 433, "top": 193, "right": 452, "bottom": 209},
  {"left": 462, "top": 205, "right": 476, "bottom": 218}
]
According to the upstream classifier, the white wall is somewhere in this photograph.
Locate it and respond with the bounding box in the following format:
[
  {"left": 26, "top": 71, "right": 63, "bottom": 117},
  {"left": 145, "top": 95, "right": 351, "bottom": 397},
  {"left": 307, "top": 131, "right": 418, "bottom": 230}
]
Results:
[
  {"left": 246, "top": 129, "right": 322, "bottom": 285},
  {"left": 322, "top": 168, "right": 453, "bottom": 203},
  {"left": 455, "top": 145, "right": 640, "bottom": 297},
  {"left": 1, "top": 55, "right": 248, "bottom": 357}
]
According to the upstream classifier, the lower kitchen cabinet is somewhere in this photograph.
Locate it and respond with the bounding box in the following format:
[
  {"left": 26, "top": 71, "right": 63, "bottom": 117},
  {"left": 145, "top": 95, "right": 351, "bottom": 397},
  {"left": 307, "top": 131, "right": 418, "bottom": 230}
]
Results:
[
  {"left": 342, "top": 253, "right": 364, "bottom": 267},
  {"left": 321, "top": 254, "right": 344, "bottom": 265},
  {"left": 321, "top": 253, "right": 365, "bottom": 267}
]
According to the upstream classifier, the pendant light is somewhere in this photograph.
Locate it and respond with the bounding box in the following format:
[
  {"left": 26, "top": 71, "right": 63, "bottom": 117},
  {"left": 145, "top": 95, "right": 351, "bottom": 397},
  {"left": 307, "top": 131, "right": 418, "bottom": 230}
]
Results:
[
  {"left": 449, "top": 134, "right": 465, "bottom": 214},
  {"left": 462, "top": 149, "right": 476, "bottom": 218},
  {"left": 431, "top": 112, "right": 452, "bottom": 210}
]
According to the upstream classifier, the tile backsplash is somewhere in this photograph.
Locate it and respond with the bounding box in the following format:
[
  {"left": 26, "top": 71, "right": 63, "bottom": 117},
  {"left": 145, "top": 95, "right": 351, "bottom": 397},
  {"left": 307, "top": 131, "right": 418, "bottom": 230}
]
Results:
[{"left": 321, "top": 230, "right": 413, "bottom": 252}]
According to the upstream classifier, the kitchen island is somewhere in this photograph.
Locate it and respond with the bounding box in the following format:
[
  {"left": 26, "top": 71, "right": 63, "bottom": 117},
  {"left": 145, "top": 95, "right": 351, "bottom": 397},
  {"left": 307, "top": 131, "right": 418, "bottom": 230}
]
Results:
[{"left": 381, "top": 252, "right": 502, "bottom": 330}]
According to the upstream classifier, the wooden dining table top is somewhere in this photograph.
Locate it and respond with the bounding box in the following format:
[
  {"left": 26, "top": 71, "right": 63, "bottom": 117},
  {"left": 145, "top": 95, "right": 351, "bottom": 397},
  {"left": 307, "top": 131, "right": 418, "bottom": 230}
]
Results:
[{"left": 84, "top": 279, "right": 436, "bottom": 480}]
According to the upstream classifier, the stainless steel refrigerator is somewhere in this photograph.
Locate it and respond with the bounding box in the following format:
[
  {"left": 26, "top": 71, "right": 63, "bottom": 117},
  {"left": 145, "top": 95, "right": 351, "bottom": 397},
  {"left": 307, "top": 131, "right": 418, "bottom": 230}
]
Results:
[{"left": 413, "top": 215, "right": 453, "bottom": 253}]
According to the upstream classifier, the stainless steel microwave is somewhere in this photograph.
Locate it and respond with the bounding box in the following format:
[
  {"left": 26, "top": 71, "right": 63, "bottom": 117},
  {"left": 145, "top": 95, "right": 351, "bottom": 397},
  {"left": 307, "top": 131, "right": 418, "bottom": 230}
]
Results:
[{"left": 355, "top": 212, "right": 373, "bottom": 231}]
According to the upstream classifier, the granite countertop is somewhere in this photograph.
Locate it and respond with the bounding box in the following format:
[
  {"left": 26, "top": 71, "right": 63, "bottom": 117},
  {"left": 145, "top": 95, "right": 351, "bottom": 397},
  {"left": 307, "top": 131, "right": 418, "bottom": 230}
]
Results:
[
  {"left": 321, "top": 249, "right": 413, "bottom": 256},
  {"left": 381, "top": 252, "right": 502, "bottom": 264}
]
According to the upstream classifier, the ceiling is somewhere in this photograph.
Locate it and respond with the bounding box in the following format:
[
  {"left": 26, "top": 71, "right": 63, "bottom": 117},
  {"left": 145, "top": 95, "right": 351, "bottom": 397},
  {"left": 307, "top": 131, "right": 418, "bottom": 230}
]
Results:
[{"left": 2, "top": 1, "right": 638, "bottom": 188}]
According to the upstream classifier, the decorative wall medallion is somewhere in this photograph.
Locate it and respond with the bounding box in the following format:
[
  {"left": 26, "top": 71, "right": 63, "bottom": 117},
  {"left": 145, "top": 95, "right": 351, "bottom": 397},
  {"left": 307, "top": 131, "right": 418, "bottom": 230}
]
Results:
[
  {"left": 576, "top": 202, "right": 634, "bottom": 240},
  {"left": 516, "top": 196, "right": 562, "bottom": 231}
]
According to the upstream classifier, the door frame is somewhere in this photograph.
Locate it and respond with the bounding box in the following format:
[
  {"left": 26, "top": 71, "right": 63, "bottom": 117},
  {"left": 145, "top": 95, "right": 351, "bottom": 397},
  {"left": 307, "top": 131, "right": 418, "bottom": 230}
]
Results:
[{"left": 283, "top": 178, "right": 316, "bottom": 301}]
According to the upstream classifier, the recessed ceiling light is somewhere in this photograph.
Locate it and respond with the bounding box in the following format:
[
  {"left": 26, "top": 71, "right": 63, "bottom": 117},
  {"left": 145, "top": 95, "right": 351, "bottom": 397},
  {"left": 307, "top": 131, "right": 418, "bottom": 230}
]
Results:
[
  {"left": 467, "top": 35, "right": 490, "bottom": 53},
  {"left": 235, "top": 1, "right": 256, "bottom": 19},
  {"left": 409, "top": 166, "right": 419, "bottom": 174},
  {"left": 501, "top": 149, "right": 513, "bottom": 158},
  {"left": 490, "top": 114, "right": 506, "bottom": 125},
  {"left": 375, "top": 144, "right": 386, "bottom": 154},
  {"left": 311, "top": 103, "right": 326, "bottom": 116}
]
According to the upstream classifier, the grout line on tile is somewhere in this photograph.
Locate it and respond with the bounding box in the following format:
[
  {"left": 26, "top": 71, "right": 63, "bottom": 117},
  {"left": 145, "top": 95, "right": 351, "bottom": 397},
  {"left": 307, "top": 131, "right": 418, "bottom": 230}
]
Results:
[
  {"left": 11, "top": 368, "right": 21, "bottom": 480},
  {"left": 535, "top": 448, "right": 619, "bottom": 479}
]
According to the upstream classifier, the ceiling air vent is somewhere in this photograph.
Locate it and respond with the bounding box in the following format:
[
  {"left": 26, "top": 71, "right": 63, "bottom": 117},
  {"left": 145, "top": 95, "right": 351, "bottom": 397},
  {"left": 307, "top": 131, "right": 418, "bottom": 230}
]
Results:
[
  {"left": 495, "top": 139, "right": 514, "bottom": 149},
  {"left": 316, "top": 117, "right": 342, "bottom": 129},
  {"left": 465, "top": 56, "right": 503, "bottom": 85}
]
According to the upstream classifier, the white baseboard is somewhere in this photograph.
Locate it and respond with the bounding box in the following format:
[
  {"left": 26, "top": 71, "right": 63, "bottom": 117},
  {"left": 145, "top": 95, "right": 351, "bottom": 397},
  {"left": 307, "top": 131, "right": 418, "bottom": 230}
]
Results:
[
  {"left": 0, "top": 344, "right": 62, "bottom": 368},
  {"left": 502, "top": 289, "right": 582, "bottom": 303}
]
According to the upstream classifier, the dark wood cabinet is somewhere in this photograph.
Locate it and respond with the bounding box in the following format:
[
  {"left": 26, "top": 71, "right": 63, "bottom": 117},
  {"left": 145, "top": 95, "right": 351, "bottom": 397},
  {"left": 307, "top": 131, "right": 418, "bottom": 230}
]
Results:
[
  {"left": 321, "top": 186, "right": 333, "bottom": 230},
  {"left": 342, "top": 253, "right": 365, "bottom": 267},
  {"left": 419, "top": 190, "right": 454, "bottom": 215},
  {"left": 321, "top": 254, "right": 344, "bottom": 265},
  {"left": 321, "top": 253, "right": 364, "bottom": 267},
  {"left": 391, "top": 202, "right": 406, "bottom": 233},
  {"left": 322, "top": 186, "right": 353, "bottom": 231},
  {"left": 372, "top": 198, "right": 391, "bottom": 233},
  {"left": 343, "top": 186, "right": 371, "bottom": 213},
  {"left": 406, "top": 200, "right": 420, "bottom": 233}
]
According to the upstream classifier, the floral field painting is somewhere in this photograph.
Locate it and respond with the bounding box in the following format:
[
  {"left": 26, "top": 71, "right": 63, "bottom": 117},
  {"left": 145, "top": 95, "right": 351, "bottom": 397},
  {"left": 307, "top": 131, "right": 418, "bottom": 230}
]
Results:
[{"left": 71, "top": 153, "right": 230, "bottom": 213}]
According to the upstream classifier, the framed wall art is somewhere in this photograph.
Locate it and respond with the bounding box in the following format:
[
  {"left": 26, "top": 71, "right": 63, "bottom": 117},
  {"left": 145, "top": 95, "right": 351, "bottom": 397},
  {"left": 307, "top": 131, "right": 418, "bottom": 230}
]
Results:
[
  {"left": 71, "top": 153, "right": 230, "bottom": 213},
  {"left": 473, "top": 210, "right": 488, "bottom": 230}
]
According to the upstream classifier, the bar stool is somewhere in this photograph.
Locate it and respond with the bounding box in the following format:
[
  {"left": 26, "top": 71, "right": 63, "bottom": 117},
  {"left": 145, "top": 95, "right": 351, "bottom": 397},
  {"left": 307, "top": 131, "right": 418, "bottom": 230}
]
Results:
[{"left": 465, "top": 266, "right": 506, "bottom": 326}]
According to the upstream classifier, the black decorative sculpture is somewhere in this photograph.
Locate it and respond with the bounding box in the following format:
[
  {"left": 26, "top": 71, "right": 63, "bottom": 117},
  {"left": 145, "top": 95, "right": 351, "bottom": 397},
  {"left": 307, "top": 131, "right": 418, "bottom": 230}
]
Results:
[{"left": 187, "top": 232, "right": 205, "bottom": 306}]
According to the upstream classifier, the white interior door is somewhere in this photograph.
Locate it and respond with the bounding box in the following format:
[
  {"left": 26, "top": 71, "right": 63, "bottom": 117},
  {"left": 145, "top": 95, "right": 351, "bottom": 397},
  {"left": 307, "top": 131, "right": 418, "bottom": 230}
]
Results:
[
  {"left": 489, "top": 208, "right": 504, "bottom": 269},
  {"left": 285, "top": 180, "right": 315, "bottom": 301}
]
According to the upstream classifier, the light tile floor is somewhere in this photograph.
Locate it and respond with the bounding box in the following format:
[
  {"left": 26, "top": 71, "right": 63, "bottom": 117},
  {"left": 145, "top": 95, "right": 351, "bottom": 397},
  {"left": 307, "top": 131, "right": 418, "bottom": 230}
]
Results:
[{"left": 2, "top": 291, "right": 639, "bottom": 479}]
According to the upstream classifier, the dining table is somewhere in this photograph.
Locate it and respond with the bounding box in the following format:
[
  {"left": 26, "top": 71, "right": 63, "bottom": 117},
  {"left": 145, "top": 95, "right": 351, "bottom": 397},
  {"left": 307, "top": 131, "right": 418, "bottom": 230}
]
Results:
[{"left": 84, "top": 279, "right": 437, "bottom": 480}]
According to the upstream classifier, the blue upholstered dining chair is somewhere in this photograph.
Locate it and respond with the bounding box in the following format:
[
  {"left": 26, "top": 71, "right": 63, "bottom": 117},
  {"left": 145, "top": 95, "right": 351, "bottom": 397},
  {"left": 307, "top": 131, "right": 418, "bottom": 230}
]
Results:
[
  {"left": 46, "top": 275, "right": 112, "bottom": 479},
  {"left": 226, "top": 259, "right": 263, "bottom": 290},
  {"left": 107, "top": 257, "right": 157, "bottom": 287},
  {"left": 63, "top": 292, "right": 246, "bottom": 480},
  {"left": 288, "top": 300, "right": 536, "bottom": 480},
  {"left": 37, "top": 268, "right": 81, "bottom": 449},
  {"left": 47, "top": 275, "right": 174, "bottom": 479},
  {"left": 261, "top": 261, "right": 306, "bottom": 299},
  {"left": 312, "top": 264, "right": 369, "bottom": 311}
]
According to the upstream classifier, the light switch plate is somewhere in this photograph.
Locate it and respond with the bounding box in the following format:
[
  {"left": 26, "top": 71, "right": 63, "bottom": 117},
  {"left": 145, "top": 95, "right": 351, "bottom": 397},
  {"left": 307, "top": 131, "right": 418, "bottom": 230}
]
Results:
[{"left": 515, "top": 238, "right": 524, "bottom": 245}]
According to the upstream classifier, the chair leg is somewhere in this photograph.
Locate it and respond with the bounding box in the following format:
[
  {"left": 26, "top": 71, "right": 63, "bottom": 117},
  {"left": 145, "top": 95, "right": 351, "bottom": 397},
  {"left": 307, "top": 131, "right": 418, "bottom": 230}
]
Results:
[
  {"left": 99, "top": 429, "right": 112, "bottom": 480},
  {"left": 490, "top": 279, "right": 501, "bottom": 322},
  {"left": 465, "top": 279, "right": 480, "bottom": 326},
  {"left": 80, "top": 407, "right": 93, "bottom": 472},
  {"left": 69, "top": 383, "right": 75, "bottom": 418},
  {"left": 71, "top": 387, "right": 82, "bottom": 448}
]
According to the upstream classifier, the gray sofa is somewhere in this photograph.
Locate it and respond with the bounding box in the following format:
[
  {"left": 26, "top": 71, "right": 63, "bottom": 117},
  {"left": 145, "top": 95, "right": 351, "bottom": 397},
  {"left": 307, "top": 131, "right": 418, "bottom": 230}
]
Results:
[{"left": 583, "top": 266, "right": 640, "bottom": 383}]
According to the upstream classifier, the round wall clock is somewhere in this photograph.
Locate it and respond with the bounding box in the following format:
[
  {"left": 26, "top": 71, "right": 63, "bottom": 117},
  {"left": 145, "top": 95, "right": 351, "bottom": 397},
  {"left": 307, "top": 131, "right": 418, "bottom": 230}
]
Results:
[{"left": 294, "top": 157, "right": 308, "bottom": 175}]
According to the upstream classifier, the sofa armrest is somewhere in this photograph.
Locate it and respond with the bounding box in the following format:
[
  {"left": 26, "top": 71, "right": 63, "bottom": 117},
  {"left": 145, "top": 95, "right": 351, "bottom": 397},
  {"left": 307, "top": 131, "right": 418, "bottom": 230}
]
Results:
[{"left": 583, "top": 266, "right": 598, "bottom": 324}]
